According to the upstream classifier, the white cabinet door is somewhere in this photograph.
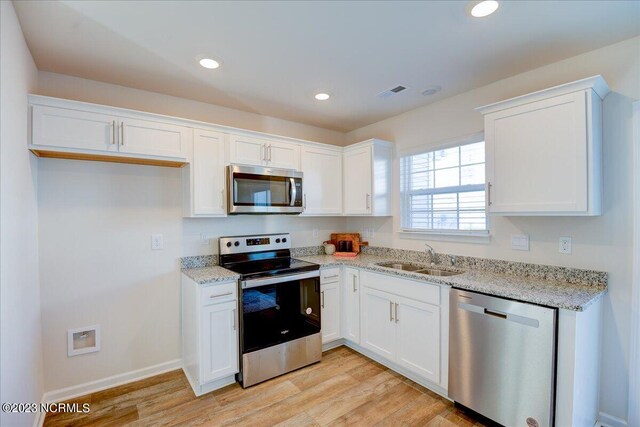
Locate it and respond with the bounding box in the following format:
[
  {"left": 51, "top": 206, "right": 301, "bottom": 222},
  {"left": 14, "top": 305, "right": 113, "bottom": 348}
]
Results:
[
  {"left": 360, "top": 287, "right": 396, "bottom": 360},
  {"left": 301, "top": 146, "right": 342, "bottom": 215},
  {"left": 32, "top": 105, "right": 118, "bottom": 152},
  {"left": 343, "top": 267, "right": 360, "bottom": 343},
  {"left": 321, "top": 282, "right": 341, "bottom": 344},
  {"left": 480, "top": 75, "right": 610, "bottom": 217},
  {"left": 119, "top": 117, "right": 190, "bottom": 159},
  {"left": 266, "top": 140, "right": 300, "bottom": 170},
  {"left": 395, "top": 296, "right": 440, "bottom": 384},
  {"left": 228, "top": 134, "right": 267, "bottom": 166},
  {"left": 192, "top": 129, "right": 227, "bottom": 216},
  {"left": 201, "top": 300, "right": 238, "bottom": 383},
  {"left": 343, "top": 146, "right": 372, "bottom": 215}
]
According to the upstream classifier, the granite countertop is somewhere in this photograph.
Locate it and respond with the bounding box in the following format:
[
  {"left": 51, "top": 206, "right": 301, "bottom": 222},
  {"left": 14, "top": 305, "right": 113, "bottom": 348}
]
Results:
[
  {"left": 180, "top": 251, "right": 606, "bottom": 311},
  {"left": 296, "top": 254, "right": 607, "bottom": 311},
  {"left": 182, "top": 266, "right": 240, "bottom": 285}
]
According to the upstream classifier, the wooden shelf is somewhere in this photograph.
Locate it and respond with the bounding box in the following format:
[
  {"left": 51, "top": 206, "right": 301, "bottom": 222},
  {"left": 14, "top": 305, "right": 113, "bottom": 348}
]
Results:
[{"left": 30, "top": 149, "right": 188, "bottom": 168}]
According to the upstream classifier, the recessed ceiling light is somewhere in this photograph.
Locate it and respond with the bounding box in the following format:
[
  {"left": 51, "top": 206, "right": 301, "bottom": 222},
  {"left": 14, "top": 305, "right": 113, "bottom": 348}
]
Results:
[
  {"left": 421, "top": 86, "right": 442, "bottom": 96},
  {"left": 470, "top": 0, "right": 499, "bottom": 17},
  {"left": 315, "top": 93, "right": 330, "bottom": 101},
  {"left": 199, "top": 58, "right": 220, "bottom": 69}
]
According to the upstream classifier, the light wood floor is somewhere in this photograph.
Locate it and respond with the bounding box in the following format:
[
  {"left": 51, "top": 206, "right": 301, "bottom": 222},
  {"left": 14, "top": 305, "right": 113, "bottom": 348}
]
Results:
[{"left": 44, "top": 346, "right": 488, "bottom": 426}]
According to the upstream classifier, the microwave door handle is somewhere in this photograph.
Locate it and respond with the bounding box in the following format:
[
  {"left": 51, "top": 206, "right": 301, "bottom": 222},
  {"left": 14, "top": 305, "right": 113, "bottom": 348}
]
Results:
[{"left": 289, "top": 177, "right": 296, "bottom": 206}]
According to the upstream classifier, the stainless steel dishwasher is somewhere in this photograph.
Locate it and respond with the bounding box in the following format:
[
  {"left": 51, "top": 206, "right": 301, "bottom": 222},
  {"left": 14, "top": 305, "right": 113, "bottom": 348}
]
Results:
[{"left": 449, "top": 289, "right": 557, "bottom": 427}]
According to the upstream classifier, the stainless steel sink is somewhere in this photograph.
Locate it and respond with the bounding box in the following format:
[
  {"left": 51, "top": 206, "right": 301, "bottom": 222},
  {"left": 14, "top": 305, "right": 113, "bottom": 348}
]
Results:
[
  {"left": 376, "top": 262, "right": 424, "bottom": 272},
  {"left": 415, "top": 268, "right": 461, "bottom": 277},
  {"left": 376, "top": 262, "right": 462, "bottom": 276}
]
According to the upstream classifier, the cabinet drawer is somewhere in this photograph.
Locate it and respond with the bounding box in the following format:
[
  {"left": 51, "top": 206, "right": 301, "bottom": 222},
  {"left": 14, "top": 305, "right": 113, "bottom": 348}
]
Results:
[
  {"left": 321, "top": 268, "right": 340, "bottom": 284},
  {"left": 361, "top": 271, "right": 440, "bottom": 305},
  {"left": 200, "top": 281, "right": 237, "bottom": 305}
]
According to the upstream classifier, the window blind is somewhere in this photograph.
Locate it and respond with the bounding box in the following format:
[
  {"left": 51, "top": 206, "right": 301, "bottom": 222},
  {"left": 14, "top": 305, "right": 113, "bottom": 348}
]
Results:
[{"left": 400, "top": 141, "right": 487, "bottom": 232}]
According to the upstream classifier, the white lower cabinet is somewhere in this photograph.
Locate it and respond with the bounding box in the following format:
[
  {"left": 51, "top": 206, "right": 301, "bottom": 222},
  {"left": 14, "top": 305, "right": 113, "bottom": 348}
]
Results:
[
  {"left": 321, "top": 281, "right": 341, "bottom": 344},
  {"left": 360, "top": 270, "right": 443, "bottom": 386},
  {"left": 342, "top": 267, "right": 360, "bottom": 343},
  {"left": 182, "top": 275, "right": 239, "bottom": 396},
  {"left": 200, "top": 300, "right": 238, "bottom": 383},
  {"left": 395, "top": 296, "right": 440, "bottom": 383}
]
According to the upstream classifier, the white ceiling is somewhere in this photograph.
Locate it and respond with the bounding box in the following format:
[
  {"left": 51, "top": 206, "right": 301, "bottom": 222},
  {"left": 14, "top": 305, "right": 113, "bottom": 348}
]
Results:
[{"left": 14, "top": 1, "right": 640, "bottom": 132}]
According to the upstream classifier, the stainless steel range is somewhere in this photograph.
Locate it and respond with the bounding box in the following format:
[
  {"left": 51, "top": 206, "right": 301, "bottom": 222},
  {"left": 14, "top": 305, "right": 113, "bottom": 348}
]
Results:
[{"left": 219, "top": 233, "right": 321, "bottom": 388}]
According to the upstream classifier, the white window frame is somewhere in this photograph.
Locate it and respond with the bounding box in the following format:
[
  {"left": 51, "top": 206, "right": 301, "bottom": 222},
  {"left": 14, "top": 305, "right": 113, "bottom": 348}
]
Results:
[{"left": 398, "top": 133, "right": 489, "bottom": 239}]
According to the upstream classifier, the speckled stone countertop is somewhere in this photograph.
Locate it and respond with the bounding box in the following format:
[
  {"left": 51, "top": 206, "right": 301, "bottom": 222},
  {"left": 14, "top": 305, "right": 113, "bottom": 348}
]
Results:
[
  {"left": 296, "top": 254, "right": 606, "bottom": 311},
  {"left": 182, "top": 266, "right": 240, "bottom": 285},
  {"left": 181, "top": 248, "right": 607, "bottom": 310}
]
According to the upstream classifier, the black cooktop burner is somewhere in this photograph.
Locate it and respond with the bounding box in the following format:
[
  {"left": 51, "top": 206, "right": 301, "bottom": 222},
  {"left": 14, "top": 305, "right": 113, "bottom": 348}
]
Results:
[{"left": 219, "top": 249, "right": 319, "bottom": 280}]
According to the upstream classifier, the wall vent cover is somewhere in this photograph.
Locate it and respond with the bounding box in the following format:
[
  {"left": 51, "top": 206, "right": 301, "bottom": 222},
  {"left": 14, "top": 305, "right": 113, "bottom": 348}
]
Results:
[{"left": 377, "top": 85, "right": 408, "bottom": 98}]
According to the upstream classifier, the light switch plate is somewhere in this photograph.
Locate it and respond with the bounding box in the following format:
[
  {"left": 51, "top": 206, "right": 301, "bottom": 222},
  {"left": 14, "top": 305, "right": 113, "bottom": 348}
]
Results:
[
  {"left": 511, "top": 234, "right": 530, "bottom": 251},
  {"left": 559, "top": 237, "right": 572, "bottom": 254},
  {"left": 312, "top": 228, "right": 318, "bottom": 238},
  {"left": 151, "top": 234, "right": 164, "bottom": 250}
]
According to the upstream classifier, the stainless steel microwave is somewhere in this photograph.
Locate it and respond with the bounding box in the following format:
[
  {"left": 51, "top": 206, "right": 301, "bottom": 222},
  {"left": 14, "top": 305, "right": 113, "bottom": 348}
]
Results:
[{"left": 227, "top": 165, "right": 303, "bottom": 214}]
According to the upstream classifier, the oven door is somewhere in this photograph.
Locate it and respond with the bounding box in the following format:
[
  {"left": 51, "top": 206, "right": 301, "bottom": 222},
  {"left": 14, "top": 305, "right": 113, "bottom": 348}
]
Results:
[
  {"left": 228, "top": 165, "right": 303, "bottom": 214},
  {"left": 240, "top": 271, "right": 320, "bottom": 354}
]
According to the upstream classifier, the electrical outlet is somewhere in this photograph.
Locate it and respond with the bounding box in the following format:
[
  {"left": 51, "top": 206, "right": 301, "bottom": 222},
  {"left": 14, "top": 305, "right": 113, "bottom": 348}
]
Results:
[
  {"left": 200, "top": 233, "right": 210, "bottom": 245},
  {"left": 559, "top": 237, "right": 572, "bottom": 254},
  {"left": 151, "top": 234, "right": 164, "bottom": 250},
  {"left": 312, "top": 228, "right": 318, "bottom": 238},
  {"left": 511, "top": 234, "right": 529, "bottom": 251},
  {"left": 368, "top": 227, "right": 375, "bottom": 238}
]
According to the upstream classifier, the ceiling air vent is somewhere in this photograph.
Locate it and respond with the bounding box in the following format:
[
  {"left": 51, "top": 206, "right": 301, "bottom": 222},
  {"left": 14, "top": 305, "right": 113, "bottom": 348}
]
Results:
[{"left": 377, "top": 85, "right": 408, "bottom": 99}]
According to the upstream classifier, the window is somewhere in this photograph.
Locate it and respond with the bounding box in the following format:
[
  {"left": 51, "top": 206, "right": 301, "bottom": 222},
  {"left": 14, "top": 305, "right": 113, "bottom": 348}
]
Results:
[{"left": 400, "top": 139, "right": 487, "bottom": 233}]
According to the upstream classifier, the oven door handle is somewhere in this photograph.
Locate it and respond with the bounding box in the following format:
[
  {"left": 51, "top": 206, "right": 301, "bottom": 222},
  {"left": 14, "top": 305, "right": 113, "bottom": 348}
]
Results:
[{"left": 240, "top": 270, "right": 320, "bottom": 289}]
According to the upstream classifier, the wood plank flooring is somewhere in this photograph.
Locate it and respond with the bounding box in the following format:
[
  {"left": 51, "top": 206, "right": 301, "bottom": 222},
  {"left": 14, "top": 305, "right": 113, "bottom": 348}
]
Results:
[{"left": 44, "top": 346, "right": 487, "bottom": 426}]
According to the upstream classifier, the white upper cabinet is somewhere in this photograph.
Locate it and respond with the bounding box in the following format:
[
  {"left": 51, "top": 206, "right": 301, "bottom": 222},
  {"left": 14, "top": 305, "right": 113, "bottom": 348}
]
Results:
[
  {"left": 30, "top": 96, "right": 189, "bottom": 165},
  {"left": 343, "top": 139, "right": 393, "bottom": 216},
  {"left": 478, "top": 75, "right": 609, "bottom": 216},
  {"left": 32, "top": 105, "right": 119, "bottom": 152},
  {"left": 184, "top": 129, "right": 227, "bottom": 217},
  {"left": 300, "top": 145, "right": 342, "bottom": 215},
  {"left": 228, "top": 134, "right": 300, "bottom": 170},
  {"left": 119, "top": 117, "right": 191, "bottom": 159}
]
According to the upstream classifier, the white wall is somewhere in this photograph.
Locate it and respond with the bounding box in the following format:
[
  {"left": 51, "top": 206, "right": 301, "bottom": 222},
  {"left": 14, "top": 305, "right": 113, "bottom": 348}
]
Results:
[
  {"left": 34, "top": 76, "right": 346, "bottom": 390},
  {"left": 37, "top": 71, "right": 346, "bottom": 147},
  {"left": 0, "top": 2, "right": 45, "bottom": 426},
  {"left": 345, "top": 36, "right": 640, "bottom": 423}
]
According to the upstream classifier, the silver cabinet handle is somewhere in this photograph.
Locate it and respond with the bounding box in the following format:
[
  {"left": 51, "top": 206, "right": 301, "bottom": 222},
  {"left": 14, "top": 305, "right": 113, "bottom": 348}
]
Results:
[
  {"left": 232, "top": 308, "right": 236, "bottom": 330},
  {"left": 210, "top": 292, "right": 233, "bottom": 299},
  {"left": 366, "top": 193, "right": 371, "bottom": 210},
  {"left": 486, "top": 182, "right": 492, "bottom": 207},
  {"left": 352, "top": 275, "right": 357, "bottom": 292},
  {"left": 111, "top": 120, "right": 116, "bottom": 145},
  {"left": 390, "top": 301, "right": 394, "bottom": 322},
  {"left": 268, "top": 144, "right": 272, "bottom": 161},
  {"left": 324, "top": 274, "right": 339, "bottom": 279},
  {"left": 220, "top": 189, "right": 225, "bottom": 210},
  {"left": 261, "top": 144, "right": 266, "bottom": 161},
  {"left": 321, "top": 291, "right": 325, "bottom": 308},
  {"left": 395, "top": 303, "right": 399, "bottom": 323},
  {"left": 120, "top": 122, "right": 125, "bottom": 146}
]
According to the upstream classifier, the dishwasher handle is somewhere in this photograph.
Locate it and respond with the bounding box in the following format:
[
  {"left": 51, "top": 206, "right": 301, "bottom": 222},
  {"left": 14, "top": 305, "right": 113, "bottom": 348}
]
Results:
[{"left": 484, "top": 308, "right": 507, "bottom": 319}]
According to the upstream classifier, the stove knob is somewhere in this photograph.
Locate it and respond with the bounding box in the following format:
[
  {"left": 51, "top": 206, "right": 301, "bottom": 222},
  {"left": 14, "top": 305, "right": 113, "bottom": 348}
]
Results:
[
  {"left": 282, "top": 238, "right": 287, "bottom": 243},
  {"left": 234, "top": 241, "right": 240, "bottom": 247},
  {"left": 226, "top": 242, "right": 232, "bottom": 248},
  {"left": 275, "top": 238, "right": 281, "bottom": 243}
]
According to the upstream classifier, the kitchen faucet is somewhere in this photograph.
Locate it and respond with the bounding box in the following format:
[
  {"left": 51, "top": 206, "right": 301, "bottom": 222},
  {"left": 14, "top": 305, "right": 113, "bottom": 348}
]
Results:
[{"left": 425, "top": 243, "right": 436, "bottom": 265}]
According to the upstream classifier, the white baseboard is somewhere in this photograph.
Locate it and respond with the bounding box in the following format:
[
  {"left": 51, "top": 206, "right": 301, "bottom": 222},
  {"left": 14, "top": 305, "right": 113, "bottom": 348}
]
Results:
[
  {"left": 598, "top": 412, "right": 628, "bottom": 427},
  {"left": 33, "top": 359, "right": 182, "bottom": 427}
]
